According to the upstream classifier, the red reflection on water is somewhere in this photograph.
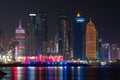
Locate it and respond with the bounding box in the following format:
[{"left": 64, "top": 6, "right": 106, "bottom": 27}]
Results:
[
  {"left": 13, "top": 67, "right": 18, "bottom": 80},
  {"left": 23, "top": 67, "right": 27, "bottom": 80}
]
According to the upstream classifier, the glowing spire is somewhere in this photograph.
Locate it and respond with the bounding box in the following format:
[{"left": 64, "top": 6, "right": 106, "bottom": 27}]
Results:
[
  {"left": 19, "top": 19, "right": 22, "bottom": 28},
  {"left": 76, "top": 12, "right": 81, "bottom": 17},
  {"left": 90, "top": 18, "right": 92, "bottom": 23}
]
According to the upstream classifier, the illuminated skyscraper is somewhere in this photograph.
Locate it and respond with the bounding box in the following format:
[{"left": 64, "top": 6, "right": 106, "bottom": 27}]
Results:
[
  {"left": 86, "top": 20, "right": 96, "bottom": 60},
  {"left": 27, "top": 14, "right": 36, "bottom": 56},
  {"left": 98, "top": 39, "right": 103, "bottom": 59},
  {"left": 73, "top": 12, "right": 86, "bottom": 60},
  {"left": 27, "top": 13, "right": 48, "bottom": 56},
  {"left": 101, "top": 43, "right": 110, "bottom": 60},
  {"left": 15, "top": 20, "right": 25, "bottom": 58},
  {"left": 37, "top": 12, "right": 48, "bottom": 54},
  {"left": 58, "top": 13, "right": 72, "bottom": 60},
  {"left": 111, "top": 44, "right": 119, "bottom": 60}
]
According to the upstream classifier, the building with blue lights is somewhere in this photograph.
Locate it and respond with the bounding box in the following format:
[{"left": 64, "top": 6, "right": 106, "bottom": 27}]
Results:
[
  {"left": 101, "top": 43, "right": 110, "bottom": 60},
  {"left": 72, "top": 12, "right": 86, "bottom": 60}
]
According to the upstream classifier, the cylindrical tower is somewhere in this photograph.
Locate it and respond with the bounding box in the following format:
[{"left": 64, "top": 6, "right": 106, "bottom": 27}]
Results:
[{"left": 86, "top": 19, "right": 96, "bottom": 60}]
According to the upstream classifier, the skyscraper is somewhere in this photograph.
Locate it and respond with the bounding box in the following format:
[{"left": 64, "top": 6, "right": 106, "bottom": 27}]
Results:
[
  {"left": 27, "top": 14, "right": 36, "bottom": 56},
  {"left": 58, "top": 13, "right": 72, "bottom": 60},
  {"left": 101, "top": 43, "right": 110, "bottom": 60},
  {"left": 98, "top": 39, "right": 103, "bottom": 60},
  {"left": 86, "top": 20, "right": 96, "bottom": 60},
  {"left": 37, "top": 12, "right": 48, "bottom": 54},
  {"left": 27, "top": 13, "right": 48, "bottom": 56},
  {"left": 15, "top": 20, "right": 25, "bottom": 58},
  {"left": 73, "top": 12, "right": 86, "bottom": 60},
  {"left": 111, "top": 44, "right": 119, "bottom": 60}
]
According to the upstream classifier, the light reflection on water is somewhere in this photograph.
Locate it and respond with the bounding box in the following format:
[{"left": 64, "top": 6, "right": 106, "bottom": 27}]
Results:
[{"left": 0, "top": 66, "right": 120, "bottom": 80}]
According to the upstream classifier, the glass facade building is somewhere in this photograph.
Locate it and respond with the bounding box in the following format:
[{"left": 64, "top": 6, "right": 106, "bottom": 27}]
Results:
[
  {"left": 73, "top": 13, "right": 86, "bottom": 60},
  {"left": 58, "top": 13, "right": 72, "bottom": 60},
  {"left": 27, "top": 13, "right": 48, "bottom": 56}
]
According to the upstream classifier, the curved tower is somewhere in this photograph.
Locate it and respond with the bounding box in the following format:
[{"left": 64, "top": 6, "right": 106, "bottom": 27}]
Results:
[{"left": 86, "top": 19, "right": 96, "bottom": 60}]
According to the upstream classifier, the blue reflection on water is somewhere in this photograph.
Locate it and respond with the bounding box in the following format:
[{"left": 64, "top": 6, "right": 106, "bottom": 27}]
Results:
[
  {"left": 101, "top": 66, "right": 109, "bottom": 80},
  {"left": 59, "top": 67, "right": 63, "bottom": 80},
  {"left": 64, "top": 66, "right": 67, "bottom": 80},
  {"left": 1, "top": 66, "right": 119, "bottom": 80},
  {"left": 81, "top": 66, "right": 86, "bottom": 80},
  {"left": 52, "top": 67, "right": 54, "bottom": 80},
  {"left": 47, "top": 67, "right": 50, "bottom": 80},
  {"left": 77, "top": 67, "right": 80, "bottom": 80},
  {"left": 28, "top": 67, "right": 35, "bottom": 80}
]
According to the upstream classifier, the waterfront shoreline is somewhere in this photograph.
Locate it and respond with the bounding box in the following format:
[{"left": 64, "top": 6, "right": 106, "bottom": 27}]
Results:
[{"left": 0, "top": 62, "right": 90, "bottom": 67}]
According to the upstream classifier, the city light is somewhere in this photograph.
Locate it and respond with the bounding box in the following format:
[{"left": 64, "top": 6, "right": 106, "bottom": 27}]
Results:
[{"left": 0, "top": 11, "right": 119, "bottom": 66}]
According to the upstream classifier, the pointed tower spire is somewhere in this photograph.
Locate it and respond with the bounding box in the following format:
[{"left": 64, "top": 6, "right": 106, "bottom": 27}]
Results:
[
  {"left": 89, "top": 17, "right": 92, "bottom": 23},
  {"left": 19, "top": 19, "right": 22, "bottom": 28},
  {"left": 76, "top": 11, "right": 81, "bottom": 17}
]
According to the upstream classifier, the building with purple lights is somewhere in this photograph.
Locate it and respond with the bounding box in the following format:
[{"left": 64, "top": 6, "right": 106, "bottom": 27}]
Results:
[{"left": 15, "top": 20, "right": 25, "bottom": 59}]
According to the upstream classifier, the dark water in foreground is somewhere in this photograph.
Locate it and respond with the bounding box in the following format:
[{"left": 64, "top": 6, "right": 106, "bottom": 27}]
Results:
[{"left": 0, "top": 66, "right": 120, "bottom": 80}]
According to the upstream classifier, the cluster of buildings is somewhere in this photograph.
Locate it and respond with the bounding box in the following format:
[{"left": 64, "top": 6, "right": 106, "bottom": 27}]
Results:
[{"left": 0, "top": 12, "right": 120, "bottom": 63}]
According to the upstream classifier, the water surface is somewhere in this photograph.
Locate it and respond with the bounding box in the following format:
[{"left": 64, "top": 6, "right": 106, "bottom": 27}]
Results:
[{"left": 0, "top": 66, "right": 120, "bottom": 80}]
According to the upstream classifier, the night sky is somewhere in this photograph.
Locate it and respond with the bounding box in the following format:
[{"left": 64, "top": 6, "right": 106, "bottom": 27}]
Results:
[{"left": 0, "top": 0, "right": 120, "bottom": 45}]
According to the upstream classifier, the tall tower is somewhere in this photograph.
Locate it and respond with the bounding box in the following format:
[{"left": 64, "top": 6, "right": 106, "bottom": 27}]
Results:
[
  {"left": 101, "top": 43, "right": 110, "bottom": 60},
  {"left": 98, "top": 39, "right": 103, "bottom": 60},
  {"left": 15, "top": 20, "right": 25, "bottom": 58},
  {"left": 36, "top": 12, "right": 48, "bottom": 54},
  {"left": 58, "top": 13, "right": 72, "bottom": 60},
  {"left": 86, "top": 19, "right": 96, "bottom": 60},
  {"left": 73, "top": 12, "right": 86, "bottom": 60},
  {"left": 28, "top": 14, "right": 36, "bottom": 56},
  {"left": 27, "top": 13, "right": 48, "bottom": 56}
]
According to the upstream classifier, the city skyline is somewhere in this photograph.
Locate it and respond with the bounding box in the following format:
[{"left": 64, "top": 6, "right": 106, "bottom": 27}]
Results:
[{"left": 0, "top": 0, "right": 120, "bottom": 45}]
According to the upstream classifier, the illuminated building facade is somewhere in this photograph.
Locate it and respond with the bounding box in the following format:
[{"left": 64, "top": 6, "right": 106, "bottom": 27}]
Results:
[
  {"left": 73, "top": 12, "right": 86, "bottom": 60},
  {"left": 98, "top": 39, "right": 103, "bottom": 60},
  {"left": 47, "top": 40, "right": 56, "bottom": 54},
  {"left": 111, "top": 44, "right": 119, "bottom": 60},
  {"left": 101, "top": 43, "right": 110, "bottom": 60},
  {"left": 36, "top": 13, "right": 48, "bottom": 54},
  {"left": 86, "top": 20, "right": 96, "bottom": 60},
  {"left": 58, "top": 13, "right": 72, "bottom": 60},
  {"left": 96, "top": 31, "right": 100, "bottom": 60},
  {"left": 27, "top": 13, "right": 48, "bottom": 56},
  {"left": 27, "top": 14, "right": 36, "bottom": 56},
  {"left": 15, "top": 20, "right": 25, "bottom": 58}
]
